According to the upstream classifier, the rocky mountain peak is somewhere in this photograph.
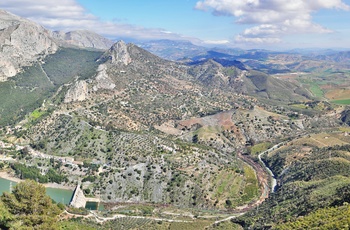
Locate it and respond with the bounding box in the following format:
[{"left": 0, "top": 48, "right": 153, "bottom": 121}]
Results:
[
  {"left": 99, "top": 40, "right": 165, "bottom": 67},
  {"left": 52, "top": 30, "right": 114, "bottom": 50},
  {"left": 0, "top": 10, "right": 22, "bottom": 26},
  {"left": 107, "top": 40, "right": 132, "bottom": 65},
  {"left": 0, "top": 9, "right": 58, "bottom": 81}
]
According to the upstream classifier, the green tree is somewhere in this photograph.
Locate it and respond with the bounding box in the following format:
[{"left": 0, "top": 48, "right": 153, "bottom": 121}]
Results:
[
  {"left": 0, "top": 200, "right": 13, "bottom": 229},
  {"left": 1, "top": 180, "right": 62, "bottom": 229}
]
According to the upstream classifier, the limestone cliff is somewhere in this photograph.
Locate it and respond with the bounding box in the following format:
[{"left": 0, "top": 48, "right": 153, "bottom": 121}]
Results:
[
  {"left": 107, "top": 40, "right": 132, "bottom": 65},
  {"left": 52, "top": 30, "right": 114, "bottom": 50},
  {"left": 0, "top": 10, "right": 58, "bottom": 81},
  {"left": 92, "top": 64, "right": 116, "bottom": 91},
  {"left": 64, "top": 81, "right": 89, "bottom": 103}
]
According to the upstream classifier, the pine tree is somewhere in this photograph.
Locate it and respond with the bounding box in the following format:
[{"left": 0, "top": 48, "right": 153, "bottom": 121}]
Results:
[{"left": 1, "top": 180, "right": 62, "bottom": 229}]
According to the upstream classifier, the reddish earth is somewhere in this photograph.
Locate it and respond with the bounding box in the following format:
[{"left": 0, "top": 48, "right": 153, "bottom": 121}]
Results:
[
  {"left": 325, "top": 88, "right": 350, "bottom": 100},
  {"left": 178, "top": 110, "right": 236, "bottom": 130}
]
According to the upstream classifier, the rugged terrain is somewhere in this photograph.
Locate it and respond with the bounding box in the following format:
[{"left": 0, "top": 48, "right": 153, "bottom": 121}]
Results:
[
  {"left": 52, "top": 30, "right": 114, "bottom": 50},
  {"left": 0, "top": 9, "right": 350, "bottom": 230},
  {"left": 234, "top": 129, "right": 350, "bottom": 229},
  {"left": 0, "top": 10, "right": 57, "bottom": 81}
]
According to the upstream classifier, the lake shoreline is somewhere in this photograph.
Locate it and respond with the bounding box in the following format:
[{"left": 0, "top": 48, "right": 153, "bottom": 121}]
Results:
[{"left": 0, "top": 171, "right": 75, "bottom": 190}]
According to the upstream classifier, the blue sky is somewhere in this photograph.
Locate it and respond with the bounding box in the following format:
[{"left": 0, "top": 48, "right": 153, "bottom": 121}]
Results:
[
  {"left": 77, "top": 0, "right": 239, "bottom": 42},
  {"left": 1, "top": 0, "right": 350, "bottom": 49}
]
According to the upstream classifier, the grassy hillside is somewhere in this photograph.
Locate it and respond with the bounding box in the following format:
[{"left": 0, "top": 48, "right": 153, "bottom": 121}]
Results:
[
  {"left": 0, "top": 63, "right": 53, "bottom": 125},
  {"left": 0, "top": 48, "right": 103, "bottom": 125},
  {"left": 274, "top": 203, "right": 350, "bottom": 230},
  {"left": 42, "top": 47, "right": 103, "bottom": 85},
  {"left": 244, "top": 70, "right": 312, "bottom": 101}
]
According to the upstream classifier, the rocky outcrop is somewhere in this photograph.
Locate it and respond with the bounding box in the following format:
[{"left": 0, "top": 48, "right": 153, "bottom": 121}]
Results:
[
  {"left": 64, "top": 80, "right": 89, "bottom": 103},
  {"left": 107, "top": 40, "right": 132, "bottom": 65},
  {"left": 52, "top": 30, "right": 114, "bottom": 50},
  {"left": 0, "top": 10, "right": 58, "bottom": 81},
  {"left": 92, "top": 64, "right": 116, "bottom": 91}
]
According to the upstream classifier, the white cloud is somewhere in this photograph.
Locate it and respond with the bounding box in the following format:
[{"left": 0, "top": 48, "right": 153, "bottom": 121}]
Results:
[
  {"left": 195, "top": 0, "right": 350, "bottom": 44},
  {"left": 0, "top": 0, "right": 90, "bottom": 20},
  {"left": 235, "top": 35, "right": 281, "bottom": 44},
  {"left": 0, "top": 0, "right": 199, "bottom": 43},
  {"left": 203, "top": 39, "right": 230, "bottom": 45}
]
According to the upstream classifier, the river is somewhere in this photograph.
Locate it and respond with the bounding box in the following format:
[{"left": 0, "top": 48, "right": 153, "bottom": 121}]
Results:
[
  {"left": 258, "top": 143, "right": 284, "bottom": 193},
  {"left": 0, "top": 177, "right": 74, "bottom": 204}
]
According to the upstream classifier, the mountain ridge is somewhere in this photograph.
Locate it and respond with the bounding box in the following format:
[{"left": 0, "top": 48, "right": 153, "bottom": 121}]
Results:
[
  {"left": 1, "top": 9, "right": 350, "bottom": 230},
  {"left": 52, "top": 30, "right": 114, "bottom": 50},
  {"left": 0, "top": 9, "right": 58, "bottom": 81},
  {"left": 0, "top": 9, "right": 116, "bottom": 82}
]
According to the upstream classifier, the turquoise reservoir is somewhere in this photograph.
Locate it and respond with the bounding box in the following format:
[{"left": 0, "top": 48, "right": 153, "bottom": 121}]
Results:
[{"left": 0, "top": 177, "right": 73, "bottom": 205}]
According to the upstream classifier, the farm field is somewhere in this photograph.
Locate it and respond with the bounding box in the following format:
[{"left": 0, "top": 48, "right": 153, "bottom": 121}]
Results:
[{"left": 293, "top": 70, "right": 350, "bottom": 100}]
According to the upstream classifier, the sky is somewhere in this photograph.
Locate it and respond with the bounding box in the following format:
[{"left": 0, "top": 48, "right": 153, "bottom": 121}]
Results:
[{"left": 1, "top": 0, "right": 350, "bottom": 49}]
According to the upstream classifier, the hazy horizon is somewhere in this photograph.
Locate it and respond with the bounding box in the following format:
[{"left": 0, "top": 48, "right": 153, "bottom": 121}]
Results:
[{"left": 1, "top": 0, "right": 350, "bottom": 50}]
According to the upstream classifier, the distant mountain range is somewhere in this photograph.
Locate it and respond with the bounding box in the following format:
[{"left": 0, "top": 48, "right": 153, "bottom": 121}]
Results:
[
  {"left": 137, "top": 39, "right": 350, "bottom": 75},
  {"left": 52, "top": 30, "right": 114, "bottom": 50},
  {"left": 1, "top": 9, "right": 350, "bottom": 230}
]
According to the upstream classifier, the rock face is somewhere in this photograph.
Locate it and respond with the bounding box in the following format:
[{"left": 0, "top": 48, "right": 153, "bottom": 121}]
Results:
[
  {"left": 0, "top": 10, "right": 58, "bottom": 81},
  {"left": 64, "top": 81, "right": 89, "bottom": 103},
  {"left": 107, "top": 40, "right": 132, "bottom": 65},
  {"left": 92, "top": 64, "right": 116, "bottom": 91},
  {"left": 52, "top": 30, "right": 114, "bottom": 50}
]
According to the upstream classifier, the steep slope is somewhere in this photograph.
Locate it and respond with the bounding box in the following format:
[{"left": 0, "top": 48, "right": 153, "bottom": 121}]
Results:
[
  {"left": 234, "top": 132, "right": 350, "bottom": 229},
  {"left": 188, "top": 59, "right": 312, "bottom": 101},
  {"left": 242, "top": 70, "right": 312, "bottom": 101},
  {"left": 83, "top": 40, "right": 246, "bottom": 130},
  {"left": 1, "top": 39, "right": 347, "bottom": 227},
  {"left": 17, "top": 41, "right": 265, "bottom": 209},
  {"left": 275, "top": 203, "right": 350, "bottom": 229},
  {"left": 0, "top": 10, "right": 109, "bottom": 125},
  {"left": 19, "top": 40, "right": 337, "bottom": 211},
  {"left": 2, "top": 9, "right": 350, "bottom": 229},
  {"left": 0, "top": 10, "right": 57, "bottom": 81},
  {"left": 188, "top": 59, "right": 246, "bottom": 91},
  {"left": 341, "top": 109, "right": 350, "bottom": 126},
  {"left": 0, "top": 47, "right": 103, "bottom": 125},
  {"left": 52, "top": 30, "right": 114, "bottom": 50}
]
